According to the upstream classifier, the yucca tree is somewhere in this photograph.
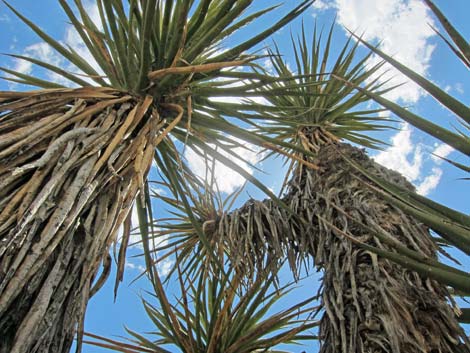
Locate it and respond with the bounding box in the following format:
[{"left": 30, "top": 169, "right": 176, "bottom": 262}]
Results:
[
  {"left": 83, "top": 157, "right": 321, "bottom": 353},
  {"left": 86, "top": 183, "right": 320, "bottom": 353},
  {"left": 85, "top": 266, "right": 318, "bottom": 353},
  {"left": 0, "top": 1, "right": 314, "bottom": 352},
  {"left": 248, "top": 28, "right": 470, "bottom": 352},
  {"left": 317, "top": 0, "right": 470, "bottom": 320},
  {"left": 155, "top": 25, "right": 470, "bottom": 352},
  {"left": 333, "top": 0, "right": 470, "bottom": 327}
]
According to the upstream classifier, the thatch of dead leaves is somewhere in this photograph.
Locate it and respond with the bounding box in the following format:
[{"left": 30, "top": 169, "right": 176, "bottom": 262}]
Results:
[
  {"left": 0, "top": 1, "right": 313, "bottom": 352},
  {"left": 151, "top": 19, "right": 470, "bottom": 353}
]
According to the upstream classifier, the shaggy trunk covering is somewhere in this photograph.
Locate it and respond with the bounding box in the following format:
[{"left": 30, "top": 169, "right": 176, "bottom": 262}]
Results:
[{"left": 215, "top": 140, "right": 469, "bottom": 353}]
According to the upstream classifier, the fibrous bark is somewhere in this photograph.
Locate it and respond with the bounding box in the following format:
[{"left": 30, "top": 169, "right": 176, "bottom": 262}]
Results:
[
  {"left": 214, "top": 139, "right": 469, "bottom": 353},
  {"left": 0, "top": 88, "right": 160, "bottom": 353}
]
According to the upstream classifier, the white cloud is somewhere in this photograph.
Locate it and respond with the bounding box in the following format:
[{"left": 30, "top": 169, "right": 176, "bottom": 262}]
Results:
[
  {"left": 8, "top": 42, "right": 73, "bottom": 87},
  {"left": 374, "top": 124, "right": 423, "bottom": 181},
  {"left": 431, "top": 143, "right": 454, "bottom": 164},
  {"left": 12, "top": 56, "right": 33, "bottom": 77},
  {"left": 209, "top": 77, "right": 271, "bottom": 106},
  {"left": 454, "top": 82, "right": 465, "bottom": 95},
  {"left": 48, "top": 1, "right": 106, "bottom": 86},
  {"left": 262, "top": 56, "right": 274, "bottom": 74},
  {"left": 150, "top": 186, "right": 166, "bottom": 196},
  {"left": 312, "top": 0, "right": 333, "bottom": 10},
  {"left": 8, "top": 1, "right": 103, "bottom": 87},
  {"left": 9, "top": 36, "right": 18, "bottom": 51},
  {"left": 316, "top": 0, "right": 436, "bottom": 104},
  {"left": 373, "top": 124, "right": 449, "bottom": 195},
  {"left": 157, "top": 260, "right": 173, "bottom": 277},
  {"left": 416, "top": 167, "right": 442, "bottom": 196},
  {"left": 437, "top": 82, "right": 464, "bottom": 97},
  {"left": 125, "top": 262, "right": 146, "bottom": 272},
  {"left": 0, "top": 13, "right": 10, "bottom": 23},
  {"left": 125, "top": 259, "right": 173, "bottom": 277},
  {"left": 185, "top": 139, "right": 264, "bottom": 194},
  {"left": 62, "top": 2, "right": 103, "bottom": 80},
  {"left": 13, "top": 43, "right": 57, "bottom": 74}
]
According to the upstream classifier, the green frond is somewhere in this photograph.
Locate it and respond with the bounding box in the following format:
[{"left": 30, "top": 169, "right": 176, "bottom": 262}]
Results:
[
  {"left": 0, "top": 2, "right": 318, "bottom": 349},
  {"left": 343, "top": 0, "right": 470, "bottom": 170},
  {"left": 3, "top": 0, "right": 313, "bottom": 94},
  {"left": 242, "top": 22, "right": 391, "bottom": 155},
  {"left": 2, "top": 0, "right": 317, "bottom": 283},
  {"left": 85, "top": 262, "right": 319, "bottom": 353},
  {"left": 424, "top": 0, "right": 470, "bottom": 69}
]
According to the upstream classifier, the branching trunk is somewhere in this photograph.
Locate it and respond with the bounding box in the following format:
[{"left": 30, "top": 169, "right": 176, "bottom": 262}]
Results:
[
  {"left": 0, "top": 89, "right": 159, "bottom": 353},
  {"left": 215, "top": 141, "right": 469, "bottom": 353}
]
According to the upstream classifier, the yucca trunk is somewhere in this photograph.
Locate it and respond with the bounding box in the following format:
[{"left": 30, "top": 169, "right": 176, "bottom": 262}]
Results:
[
  {"left": 0, "top": 88, "right": 159, "bottom": 353},
  {"left": 216, "top": 136, "right": 469, "bottom": 352}
]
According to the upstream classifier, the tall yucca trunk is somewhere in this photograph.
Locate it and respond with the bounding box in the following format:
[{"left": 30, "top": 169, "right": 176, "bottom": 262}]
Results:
[
  {"left": 308, "top": 143, "right": 468, "bottom": 353},
  {"left": 216, "top": 139, "right": 469, "bottom": 352},
  {"left": 0, "top": 88, "right": 159, "bottom": 353}
]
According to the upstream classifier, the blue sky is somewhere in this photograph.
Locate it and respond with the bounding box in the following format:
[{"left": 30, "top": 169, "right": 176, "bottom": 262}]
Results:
[{"left": 1, "top": 1, "right": 469, "bottom": 352}]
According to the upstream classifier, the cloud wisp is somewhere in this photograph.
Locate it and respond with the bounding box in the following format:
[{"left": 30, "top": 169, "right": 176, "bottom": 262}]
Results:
[
  {"left": 185, "top": 139, "right": 264, "bottom": 194},
  {"left": 6, "top": 1, "right": 103, "bottom": 88},
  {"left": 373, "top": 124, "right": 454, "bottom": 196},
  {"left": 313, "top": 0, "right": 436, "bottom": 104}
]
